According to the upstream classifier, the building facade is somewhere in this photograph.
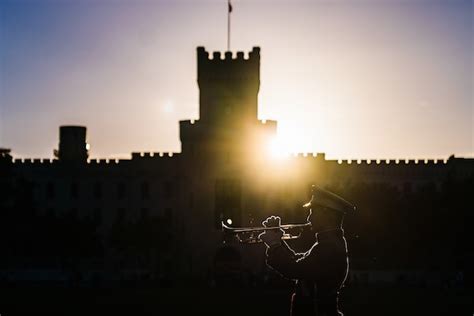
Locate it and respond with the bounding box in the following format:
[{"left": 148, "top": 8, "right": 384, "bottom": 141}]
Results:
[{"left": 1, "top": 47, "right": 473, "bottom": 282}]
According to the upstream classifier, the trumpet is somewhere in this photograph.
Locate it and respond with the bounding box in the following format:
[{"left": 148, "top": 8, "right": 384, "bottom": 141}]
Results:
[{"left": 221, "top": 221, "right": 312, "bottom": 244}]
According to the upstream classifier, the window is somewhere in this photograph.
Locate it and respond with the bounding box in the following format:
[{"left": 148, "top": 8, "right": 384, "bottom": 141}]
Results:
[
  {"left": 165, "top": 208, "right": 172, "bottom": 222},
  {"left": 93, "top": 208, "right": 102, "bottom": 224},
  {"left": 70, "top": 207, "right": 78, "bottom": 218},
  {"left": 141, "top": 182, "right": 150, "bottom": 200},
  {"left": 117, "top": 183, "right": 126, "bottom": 199},
  {"left": 117, "top": 208, "right": 125, "bottom": 223},
  {"left": 403, "top": 182, "right": 412, "bottom": 194},
  {"left": 46, "top": 208, "right": 55, "bottom": 217},
  {"left": 164, "top": 181, "right": 174, "bottom": 198},
  {"left": 93, "top": 182, "right": 102, "bottom": 199},
  {"left": 140, "top": 208, "right": 149, "bottom": 220},
  {"left": 70, "top": 182, "right": 78, "bottom": 199},
  {"left": 46, "top": 182, "right": 55, "bottom": 199}
]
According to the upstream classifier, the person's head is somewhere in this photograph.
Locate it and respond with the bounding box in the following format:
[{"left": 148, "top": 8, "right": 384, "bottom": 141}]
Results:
[
  {"left": 303, "top": 185, "right": 355, "bottom": 232},
  {"left": 306, "top": 206, "right": 345, "bottom": 232}
]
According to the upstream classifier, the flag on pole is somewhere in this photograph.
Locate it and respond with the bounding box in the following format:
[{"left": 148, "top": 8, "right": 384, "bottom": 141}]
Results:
[{"left": 227, "top": 0, "right": 232, "bottom": 51}]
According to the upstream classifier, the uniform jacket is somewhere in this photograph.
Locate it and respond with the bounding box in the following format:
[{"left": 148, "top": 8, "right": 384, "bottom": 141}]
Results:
[{"left": 266, "top": 228, "right": 349, "bottom": 316}]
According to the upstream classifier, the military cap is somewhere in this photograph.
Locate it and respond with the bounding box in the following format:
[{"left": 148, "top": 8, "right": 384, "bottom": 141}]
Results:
[{"left": 303, "top": 185, "right": 356, "bottom": 214}]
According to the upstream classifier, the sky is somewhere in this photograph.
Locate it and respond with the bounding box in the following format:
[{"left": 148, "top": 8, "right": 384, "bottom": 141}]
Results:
[{"left": 0, "top": 0, "right": 472, "bottom": 160}]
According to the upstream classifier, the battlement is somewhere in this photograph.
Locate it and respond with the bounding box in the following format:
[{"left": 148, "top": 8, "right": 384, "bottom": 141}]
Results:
[
  {"left": 281, "top": 154, "right": 449, "bottom": 166},
  {"left": 289, "top": 152, "right": 326, "bottom": 160},
  {"left": 11, "top": 158, "right": 130, "bottom": 165},
  {"left": 197, "top": 47, "right": 260, "bottom": 83},
  {"left": 258, "top": 119, "right": 277, "bottom": 133},
  {"left": 10, "top": 155, "right": 180, "bottom": 165},
  {"left": 10, "top": 158, "right": 130, "bottom": 165},
  {"left": 8, "top": 155, "right": 451, "bottom": 167},
  {"left": 333, "top": 158, "right": 448, "bottom": 166},
  {"left": 259, "top": 119, "right": 276, "bottom": 126},
  {"left": 12, "top": 158, "right": 57, "bottom": 164},
  {"left": 131, "top": 152, "right": 178, "bottom": 160},
  {"left": 198, "top": 46, "right": 260, "bottom": 62},
  {"left": 87, "top": 158, "right": 123, "bottom": 164}
]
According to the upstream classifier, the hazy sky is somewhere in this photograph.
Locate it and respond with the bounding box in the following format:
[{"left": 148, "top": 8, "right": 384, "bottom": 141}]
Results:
[{"left": 1, "top": 0, "right": 472, "bottom": 159}]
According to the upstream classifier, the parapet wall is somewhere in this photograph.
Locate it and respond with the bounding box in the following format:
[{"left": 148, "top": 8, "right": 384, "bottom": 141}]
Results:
[
  {"left": 286, "top": 154, "right": 449, "bottom": 166},
  {"left": 131, "top": 152, "right": 178, "bottom": 159},
  {"left": 259, "top": 119, "right": 277, "bottom": 128},
  {"left": 197, "top": 46, "right": 260, "bottom": 82},
  {"left": 12, "top": 158, "right": 58, "bottom": 164},
  {"left": 10, "top": 153, "right": 179, "bottom": 165},
  {"left": 197, "top": 46, "right": 260, "bottom": 63},
  {"left": 11, "top": 158, "right": 128, "bottom": 166},
  {"left": 332, "top": 158, "right": 448, "bottom": 166},
  {"left": 10, "top": 154, "right": 452, "bottom": 166},
  {"left": 9, "top": 153, "right": 469, "bottom": 175}
]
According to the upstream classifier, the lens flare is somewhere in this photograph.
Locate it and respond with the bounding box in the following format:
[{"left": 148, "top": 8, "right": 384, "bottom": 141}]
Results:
[{"left": 267, "top": 136, "right": 289, "bottom": 160}]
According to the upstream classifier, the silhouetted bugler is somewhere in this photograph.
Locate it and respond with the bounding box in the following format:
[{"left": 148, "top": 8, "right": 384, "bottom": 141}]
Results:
[{"left": 261, "top": 185, "right": 355, "bottom": 316}]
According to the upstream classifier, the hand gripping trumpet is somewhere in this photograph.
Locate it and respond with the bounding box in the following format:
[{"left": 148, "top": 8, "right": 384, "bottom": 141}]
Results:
[{"left": 221, "top": 220, "right": 312, "bottom": 244}]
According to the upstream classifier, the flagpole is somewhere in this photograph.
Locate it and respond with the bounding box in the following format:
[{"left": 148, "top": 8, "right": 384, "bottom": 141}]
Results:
[{"left": 227, "top": 0, "right": 231, "bottom": 51}]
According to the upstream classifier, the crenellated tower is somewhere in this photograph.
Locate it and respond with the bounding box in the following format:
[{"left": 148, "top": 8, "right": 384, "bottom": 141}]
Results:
[
  {"left": 180, "top": 47, "right": 276, "bottom": 156},
  {"left": 197, "top": 46, "right": 260, "bottom": 126}
]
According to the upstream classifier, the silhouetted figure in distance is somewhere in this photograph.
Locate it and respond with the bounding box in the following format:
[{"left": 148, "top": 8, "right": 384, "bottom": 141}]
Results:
[{"left": 259, "top": 185, "right": 355, "bottom": 316}]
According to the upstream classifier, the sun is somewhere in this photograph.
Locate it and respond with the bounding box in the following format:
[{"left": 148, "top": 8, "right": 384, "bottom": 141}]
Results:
[
  {"left": 265, "top": 123, "right": 317, "bottom": 160},
  {"left": 267, "top": 136, "right": 289, "bottom": 160}
]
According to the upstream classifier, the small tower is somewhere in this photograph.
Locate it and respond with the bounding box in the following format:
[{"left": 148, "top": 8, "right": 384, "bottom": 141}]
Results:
[
  {"left": 180, "top": 47, "right": 276, "bottom": 155},
  {"left": 197, "top": 47, "right": 260, "bottom": 126},
  {"left": 56, "top": 126, "right": 88, "bottom": 163}
]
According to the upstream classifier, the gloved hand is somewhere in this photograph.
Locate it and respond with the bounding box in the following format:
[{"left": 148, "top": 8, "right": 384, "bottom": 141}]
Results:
[{"left": 258, "top": 216, "right": 284, "bottom": 247}]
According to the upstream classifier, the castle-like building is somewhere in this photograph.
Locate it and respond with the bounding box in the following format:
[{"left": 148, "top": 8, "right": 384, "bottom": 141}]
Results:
[{"left": 1, "top": 47, "right": 473, "bottom": 281}]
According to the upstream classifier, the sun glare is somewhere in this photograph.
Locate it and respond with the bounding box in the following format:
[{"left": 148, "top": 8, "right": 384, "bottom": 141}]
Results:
[
  {"left": 266, "top": 124, "right": 317, "bottom": 160},
  {"left": 267, "top": 136, "right": 289, "bottom": 160}
]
